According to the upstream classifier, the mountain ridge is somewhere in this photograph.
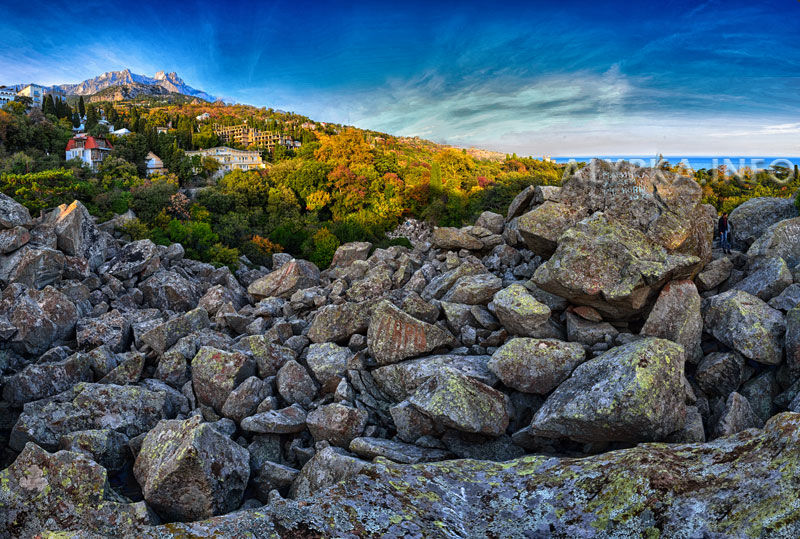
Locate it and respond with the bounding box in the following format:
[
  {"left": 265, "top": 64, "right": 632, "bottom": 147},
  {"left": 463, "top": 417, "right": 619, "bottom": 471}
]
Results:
[{"left": 53, "top": 69, "right": 218, "bottom": 102}]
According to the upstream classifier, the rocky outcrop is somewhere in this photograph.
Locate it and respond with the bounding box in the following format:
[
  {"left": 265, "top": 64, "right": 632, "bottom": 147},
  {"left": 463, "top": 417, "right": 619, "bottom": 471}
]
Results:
[
  {"left": 71, "top": 413, "right": 800, "bottom": 538},
  {"left": 1, "top": 165, "right": 798, "bottom": 536}
]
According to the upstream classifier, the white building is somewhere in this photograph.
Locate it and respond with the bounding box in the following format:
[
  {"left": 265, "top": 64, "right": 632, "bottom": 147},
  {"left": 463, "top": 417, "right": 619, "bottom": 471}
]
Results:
[
  {"left": 145, "top": 152, "right": 166, "bottom": 176},
  {"left": 0, "top": 87, "right": 16, "bottom": 108},
  {"left": 17, "top": 84, "right": 45, "bottom": 108},
  {"left": 65, "top": 134, "right": 113, "bottom": 171},
  {"left": 196, "top": 112, "right": 210, "bottom": 121},
  {"left": 185, "top": 146, "right": 265, "bottom": 177},
  {"left": 111, "top": 128, "right": 131, "bottom": 137}
]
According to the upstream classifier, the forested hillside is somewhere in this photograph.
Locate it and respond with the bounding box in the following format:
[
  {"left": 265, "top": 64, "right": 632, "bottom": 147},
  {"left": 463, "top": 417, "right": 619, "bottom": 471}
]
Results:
[{"left": 0, "top": 98, "right": 797, "bottom": 269}]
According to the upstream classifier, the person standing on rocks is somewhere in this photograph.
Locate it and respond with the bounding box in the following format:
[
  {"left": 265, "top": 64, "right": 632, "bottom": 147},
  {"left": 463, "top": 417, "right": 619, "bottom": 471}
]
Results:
[{"left": 719, "top": 212, "right": 731, "bottom": 254}]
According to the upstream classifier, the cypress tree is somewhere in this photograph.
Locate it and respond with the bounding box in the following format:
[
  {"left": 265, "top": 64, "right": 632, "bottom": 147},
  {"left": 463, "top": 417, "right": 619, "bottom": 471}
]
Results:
[
  {"left": 85, "top": 104, "right": 98, "bottom": 129},
  {"left": 429, "top": 162, "right": 443, "bottom": 201},
  {"left": 78, "top": 96, "right": 86, "bottom": 118},
  {"left": 42, "top": 94, "right": 56, "bottom": 116}
]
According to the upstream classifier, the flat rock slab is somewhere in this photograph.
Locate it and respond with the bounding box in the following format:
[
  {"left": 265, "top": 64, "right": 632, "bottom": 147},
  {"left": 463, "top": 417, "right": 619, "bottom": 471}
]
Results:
[
  {"left": 97, "top": 413, "right": 800, "bottom": 538},
  {"left": 367, "top": 300, "right": 455, "bottom": 365},
  {"left": 349, "top": 437, "right": 451, "bottom": 464}
]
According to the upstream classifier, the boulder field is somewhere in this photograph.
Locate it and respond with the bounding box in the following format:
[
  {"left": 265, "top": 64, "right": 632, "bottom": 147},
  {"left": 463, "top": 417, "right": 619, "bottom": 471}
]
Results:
[{"left": 1, "top": 161, "right": 800, "bottom": 537}]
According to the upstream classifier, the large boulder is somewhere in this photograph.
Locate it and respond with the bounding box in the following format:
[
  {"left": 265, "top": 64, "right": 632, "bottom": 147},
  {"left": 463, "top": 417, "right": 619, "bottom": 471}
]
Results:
[
  {"left": 0, "top": 225, "right": 30, "bottom": 253},
  {"left": 441, "top": 273, "right": 502, "bottom": 305},
  {"left": 640, "top": 279, "right": 703, "bottom": 363},
  {"left": 703, "top": 290, "right": 785, "bottom": 365},
  {"left": 729, "top": 196, "right": 798, "bottom": 249},
  {"left": 491, "top": 283, "right": 552, "bottom": 336},
  {"left": 76, "top": 309, "right": 132, "bottom": 352},
  {"left": 367, "top": 300, "right": 455, "bottom": 365},
  {"left": 10, "top": 382, "right": 172, "bottom": 451},
  {"left": 306, "top": 342, "right": 352, "bottom": 392},
  {"left": 102, "top": 239, "right": 160, "bottom": 280},
  {"left": 134, "top": 416, "right": 249, "bottom": 522},
  {"left": 488, "top": 338, "right": 586, "bottom": 394},
  {"left": 747, "top": 217, "right": 800, "bottom": 267},
  {"left": 140, "top": 270, "right": 200, "bottom": 312},
  {"left": 431, "top": 227, "right": 484, "bottom": 250},
  {"left": 533, "top": 213, "right": 703, "bottom": 319},
  {"left": 731, "top": 256, "right": 793, "bottom": 301},
  {"left": 306, "top": 403, "right": 368, "bottom": 447},
  {"left": 0, "top": 443, "right": 154, "bottom": 538},
  {"left": 0, "top": 284, "right": 77, "bottom": 355},
  {"left": 139, "top": 307, "right": 209, "bottom": 354},
  {"left": 787, "top": 306, "right": 800, "bottom": 377},
  {"left": 49, "top": 200, "right": 111, "bottom": 270},
  {"left": 141, "top": 413, "right": 800, "bottom": 538},
  {"left": 372, "top": 354, "right": 496, "bottom": 401},
  {"left": 407, "top": 367, "right": 509, "bottom": 436},
  {"left": 530, "top": 338, "right": 687, "bottom": 443},
  {"left": 329, "top": 241, "right": 372, "bottom": 269},
  {"left": 2, "top": 352, "right": 91, "bottom": 407},
  {"left": 307, "top": 300, "right": 374, "bottom": 343},
  {"left": 0, "top": 246, "right": 65, "bottom": 288},
  {"left": 191, "top": 347, "right": 256, "bottom": 412},
  {"left": 247, "top": 259, "right": 320, "bottom": 299},
  {"left": 519, "top": 160, "right": 712, "bottom": 259},
  {"left": 0, "top": 192, "right": 32, "bottom": 229}
]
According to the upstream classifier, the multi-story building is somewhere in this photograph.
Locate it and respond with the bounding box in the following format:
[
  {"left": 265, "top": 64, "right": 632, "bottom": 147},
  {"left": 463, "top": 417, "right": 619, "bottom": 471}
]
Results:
[
  {"left": 17, "top": 84, "right": 45, "bottom": 107},
  {"left": 212, "top": 124, "right": 294, "bottom": 153},
  {"left": 65, "top": 134, "right": 113, "bottom": 171},
  {"left": 0, "top": 86, "right": 16, "bottom": 107},
  {"left": 145, "top": 152, "right": 166, "bottom": 176},
  {"left": 185, "top": 146, "right": 265, "bottom": 178}
]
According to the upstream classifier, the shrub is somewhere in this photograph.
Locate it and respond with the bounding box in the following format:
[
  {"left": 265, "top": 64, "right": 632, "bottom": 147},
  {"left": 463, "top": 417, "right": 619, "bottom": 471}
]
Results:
[
  {"left": 241, "top": 235, "right": 283, "bottom": 267},
  {"left": 309, "top": 228, "right": 341, "bottom": 269},
  {"left": 207, "top": 243, "right": 240, "bottom": 269}
]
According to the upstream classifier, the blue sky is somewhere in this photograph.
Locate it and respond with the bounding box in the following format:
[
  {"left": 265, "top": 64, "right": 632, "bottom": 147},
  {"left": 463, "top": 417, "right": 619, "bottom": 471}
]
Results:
[{"left": 3, "top": 0, "right": 799, "bottom": 156}]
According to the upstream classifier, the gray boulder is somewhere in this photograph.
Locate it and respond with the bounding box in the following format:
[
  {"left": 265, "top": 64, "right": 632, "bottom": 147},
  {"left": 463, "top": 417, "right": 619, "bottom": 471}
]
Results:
[
  {"left": 695, "top": 352, "right": 746, "bottom": 397},
  {"left": 732, "top": 257, "right": 793, "bottom": 301},
  {"left": 640, "top": 279, "right": 703, "bottom": 363},
  {"left": 306, "top": 403, "right": 368, "bottom": 447},
  {"left": 134, "top": 416, "right": 249, "bottom": 522},
  {"left": 140, "top": 270, "right": 200, "bottom": 312},
  {"left": 50, "top": 200, "right": 111, "bottom": 270},
  {"left": 488, "top": 338, "right": 586, "bottom": 394},
  {"left": 103, "top": 239, "right": 160, "bottom": 280},
  {"left": 247, "top": 259, "right": 320, "bottom": 299},
  {"left": 2, "top": 352, "right": 92, "bottom": 406},
  {"left": 191, "top": 346, "right": 256, "bottom": 412},
  {"left": 729, "top": 196, "right": 797, "bottom": 249},
  {"left": 530, "top": 338, "right": 686, "bottom": 443},
  {"left": 491, "top": 283, "right": 552, "bottom": 336},
  {"left": 407, "top": 367, "right": 509, "bottom": 436},
  {"left": 747, "top": 217, "right": 800, "bottom": 267},
  {"left": 0, "top": 192, "right": 32, "bottom": 229},
  {"left": 703, "top": 290, "right": 785, "bottom": 365}
]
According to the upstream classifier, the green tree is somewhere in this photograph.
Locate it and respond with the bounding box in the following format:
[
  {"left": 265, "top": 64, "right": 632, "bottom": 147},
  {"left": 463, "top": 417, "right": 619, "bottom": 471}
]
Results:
[
  {"left": 78, "top": 96, "right": 86, "bottom": 118},
  {"left": 42, "top": 95, "right": 56, "bottom": 117},
  {"left": 85, "top": 105, "right": 98, "bottom": 130}
]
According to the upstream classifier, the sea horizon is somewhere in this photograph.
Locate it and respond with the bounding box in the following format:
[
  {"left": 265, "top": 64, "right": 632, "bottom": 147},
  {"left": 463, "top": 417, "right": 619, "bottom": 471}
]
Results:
[{"left": 551, "top": 155, "right": 800, "bottom": 172}]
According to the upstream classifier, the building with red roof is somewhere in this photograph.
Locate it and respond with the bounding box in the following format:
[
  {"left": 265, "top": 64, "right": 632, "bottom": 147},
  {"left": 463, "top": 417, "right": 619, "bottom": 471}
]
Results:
[{"left": 65, "top": 134, "right": 113, "bottom": 171}]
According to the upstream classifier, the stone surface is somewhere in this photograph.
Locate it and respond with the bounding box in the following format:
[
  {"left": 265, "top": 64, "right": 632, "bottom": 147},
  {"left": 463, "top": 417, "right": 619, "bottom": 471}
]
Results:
[
  {"left": 788, "top": 305, "right": 800, "bottom": 377},
  {"left": 10, "top": 382, "right": 171, "bottom": 451},
  {"left": 0, "top": 192, "right": 33, "bottom": 229},
  {"left": 0, "top": 284, "right": 78, "bottom": 355},
  {"left": 372, "top": 354, "right": 497, "bottom": 402},
  {"left": 134, "top": 415, "right": 249, "bottom": 522},
  {"left": 441, "top": 273, "right": 502, "bottom": 305},
  {"left": 220, "top": 376, "right": 271, "bottom": 423},
  {"left": 431, "top": 227, "right": 483, "bottom": 250},
  {"left": 103, "top": 239, "right": 160, "bottom": 280},
  {"left": 307, "top": 300, "right": 373, "bottom": 343},
  {"left": 306, "top": 342, "right": 352, "bottom": 392},
  {"left": 0, "top": 225, "right": 30, "bottom": 253},
  {"left": 0, "top": 443, "right": 154, "bottom": 538},
  {"left": 491, "top": 283, "right": 551, "bottom": 336},
  {"left": 728, "top": 196, "right": 798, "bottom": 249},
  {"left": 191, "top": 346, "right": 256, "bottom": 412},
  {"left": 747, "top": 217, "right": 800, "bottom": 267},
  {"left": 34, "top": 413, "right": 800, "bottom": 538},
  {"left": 703, "top": 289, "right": 785, "bottom": 365},
  {"left": 640, "top": 279, "right": 704, "bottom": 363},
  {"left": 140, "top": 270, "right": 200, "bottom": 312},
  {"left": 330, "top": 241, "right": 372, "bottom": 268},
  {"left": 367, "top": 300, "right": 455, "bottom": 365},
  {"left": 695, "top": 352, "right": 746, "bottom": 397},
  {"left": 696, "top": 256, "right": 733, "bottom": 291},
  {"left": 533, "top": 213, "right": 702, "bottom": 320},
  {"left": 488, "top": 338, "right": 586, "bottom": 394},
  {"left": 0, "top": 247, "right": 65, "bottom": 289},
  {"left": 2, "top": 352, "right": 91, "bottom": 407},
  {"left": 240, "top": 404, "right": 307, "bottom": 434},
  {"left": 769, "top": 283, "right": 800, "bottom": 311},
  {"left": 349, "top": 437, "right": 450, "bottom": 464},
  {"left": 247, "top": 258, "right": 320, "bottom": 299},
  {"left": 51, "top": 200, "right": 110, "bottom": 270},
  {"left": 530, "top": 338, "right": 687, "bottom": 443},
  {"left": 276, "top": 359, "right": 318, "bottom": 404},
  {"left": 732, "top": 256, "right": 793, "bottom": 301},
  {"left": 306, "top": 403, "right": 368, "bottom": 447},
  {"left": 59, "top": 428, "right": 130, "bottom": 472},
  {"left": 76, "top": 308, "right": 132, "bottom": 352},
  {"left": 139, "top": 307, "right": 209, "bottom": 354},
  {"left": 407, "top": 367, "right": 509, "bottom": 436},
  {"left": 711, "top": 392, "right": 765, "bottom": 438}
]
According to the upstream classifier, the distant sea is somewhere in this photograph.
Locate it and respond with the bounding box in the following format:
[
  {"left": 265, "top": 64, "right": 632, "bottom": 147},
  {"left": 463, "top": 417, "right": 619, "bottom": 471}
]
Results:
[{"left": 551, "top": 156, "right": 800, "bottom": 172}]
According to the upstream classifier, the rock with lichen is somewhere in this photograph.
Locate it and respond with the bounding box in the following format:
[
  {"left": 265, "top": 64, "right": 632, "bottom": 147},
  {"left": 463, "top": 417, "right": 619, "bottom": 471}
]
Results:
[
  {"left": 134, "top": 415, "right": 250, "bottom": 522},
  {"left": 530, "top": 337, "right": 687, "bottom": 443}
]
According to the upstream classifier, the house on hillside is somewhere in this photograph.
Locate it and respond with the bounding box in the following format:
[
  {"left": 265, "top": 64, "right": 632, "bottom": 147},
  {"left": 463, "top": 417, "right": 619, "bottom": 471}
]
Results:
[
  {"left": 146, "top": 152, "right": 166, "bottom": 176},
  {"left": 16, "top": 84, "right": 45, "bottom": 108},
  {"left": 185, "top": 146, "right": 265, "bottom": 178},
  {"left": 196, "top": 112, "right": 210, "bottom": 121},
  {"left": 156, "top": 127, "right": 169, "bottom": 135},
  {"left": 111, "top": 128, "right": 131, "bottom": 137},
  {"left": 65, "top": 134, "right": 113, "bottom": 171}
]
